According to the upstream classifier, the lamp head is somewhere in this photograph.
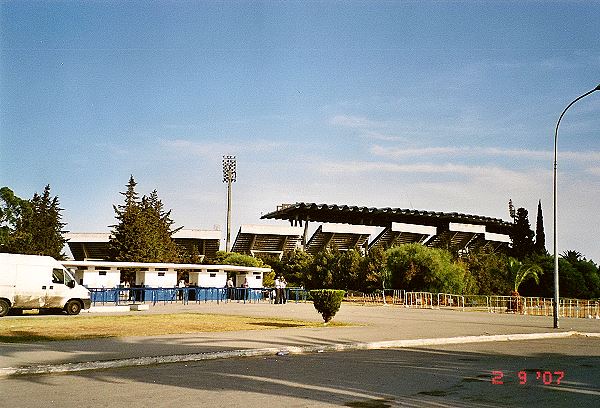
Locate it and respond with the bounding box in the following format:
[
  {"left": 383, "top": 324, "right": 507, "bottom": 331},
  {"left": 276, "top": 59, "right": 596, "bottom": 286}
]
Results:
[{"left": 595, "top": 83, "right": 600, "bottom": 91}]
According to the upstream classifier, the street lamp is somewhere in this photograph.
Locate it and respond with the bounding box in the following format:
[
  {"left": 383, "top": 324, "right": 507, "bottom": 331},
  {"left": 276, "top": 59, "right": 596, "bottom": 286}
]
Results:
[
  {"left": 553, "top": 83, "right": 600, "bottom": 329},
  {"left": 223, "top": 155, "right": 237, "bottom": 252}
]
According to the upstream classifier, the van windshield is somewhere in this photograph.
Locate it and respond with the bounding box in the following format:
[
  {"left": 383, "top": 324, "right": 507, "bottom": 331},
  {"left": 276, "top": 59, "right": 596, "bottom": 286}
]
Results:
[{"left": 64, "top": 269, "right": 75, "bottom": 286}]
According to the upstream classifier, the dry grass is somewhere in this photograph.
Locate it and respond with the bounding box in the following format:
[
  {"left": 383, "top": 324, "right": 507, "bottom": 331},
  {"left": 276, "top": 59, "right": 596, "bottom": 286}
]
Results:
[{"left": 0, "top": 313, "right": 346, "bottom": 343}]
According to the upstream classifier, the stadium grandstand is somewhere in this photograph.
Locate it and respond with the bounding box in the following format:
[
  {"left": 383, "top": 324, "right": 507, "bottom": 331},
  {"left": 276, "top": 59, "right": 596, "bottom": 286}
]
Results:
[
  {"left": 305, "top": 223, "right": 376, "bottom": 255},
  {"left": 65, "top": 229, "right": 222, "bottom": 261},
  {"left": 231, "top": 224, "right": 303, "bottom": 258},
  {"left": 261, "top": 202, "right": 513, "bottom": 255}
]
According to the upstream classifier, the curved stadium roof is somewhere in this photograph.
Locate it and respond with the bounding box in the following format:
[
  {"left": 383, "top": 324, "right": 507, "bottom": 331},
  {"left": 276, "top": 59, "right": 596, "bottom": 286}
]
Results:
[{"left": 261, "top": 202, "right": 513, "bottom": 235}]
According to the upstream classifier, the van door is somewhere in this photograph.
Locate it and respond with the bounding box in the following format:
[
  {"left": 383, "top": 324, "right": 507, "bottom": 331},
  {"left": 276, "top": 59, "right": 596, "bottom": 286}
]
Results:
[{"left": 42, "top": 268, "right": 71, "bottom": 309}]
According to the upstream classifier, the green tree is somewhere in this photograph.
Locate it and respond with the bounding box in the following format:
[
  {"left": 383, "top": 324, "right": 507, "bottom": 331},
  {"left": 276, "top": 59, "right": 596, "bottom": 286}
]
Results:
[
  {"left": 0, "top": 187, "right": 31, "bottom": 250},
  {"left": 557, "top": 251, "right": 599, "bottom": 299},
  {"left": 334, "top": 248, "right": 363, "bottom": 290},
  {"left": 109, "top": 176, "right": 144, "bottom": 261},
  {"left": 139, "top": 190, "right": 181, "bottom": 262},
  {"left": 510, "top": 207, "right": 535, "bottom": 259},
  {"left": 1, "top": 185, "right": 66, "bottom": 259},
  {"left": 310, "top": 289, "right": 345, "bottom": 323},
  {"left": 534, "top": 200, "right": 547, "bottom": 254},
  {"left": 271, "top": 249, "right": 314, "bottom": 287},
  {"left": 359, "top": 246, "right": 389, "bottom": 292},
  {"left": 109, "top": 176, "right": 180, "bottom": 262},
  {"left": 507, "top": 257, "right": 543, "bottom": 295},
  {"left": 462, "top": 247, "right": 511, "bottom": 295},
  {"left": 307, "top": 249, "right": 338, "bottom": 289},
  {"left": 210, "top": 251, "right": 269, "bottom": 268},
  {"left": 209, "top": 251, "right": 273, "bottom": 286},
  {"left": 385, "top": 243, "right": 474, "bottom": 294}
]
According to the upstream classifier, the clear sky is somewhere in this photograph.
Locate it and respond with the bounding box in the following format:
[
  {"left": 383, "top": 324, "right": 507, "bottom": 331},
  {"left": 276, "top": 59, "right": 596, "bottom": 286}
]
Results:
[{"left": 1, "top": 1, "right": 599, "bottom": 261}]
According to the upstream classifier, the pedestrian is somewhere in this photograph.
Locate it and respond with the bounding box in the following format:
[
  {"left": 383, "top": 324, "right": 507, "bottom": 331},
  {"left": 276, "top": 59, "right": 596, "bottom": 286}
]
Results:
[
  {"left": 226, "top": 276, "right": 234, "bottom": 300},
  {"left": 274, "top": 276, "right": 281, "bottom": 304},
  {"left": 242, "top": 277, "right": 249, "bottom": 301},
  {"left": 281, "top": 276, "right": 287, "bottom": 304},
  {"left": 177, "top": 279, "right": 186, "bottom": 301}
]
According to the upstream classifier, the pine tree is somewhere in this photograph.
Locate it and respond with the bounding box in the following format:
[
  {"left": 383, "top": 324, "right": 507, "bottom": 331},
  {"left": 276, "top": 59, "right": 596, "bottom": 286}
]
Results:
[
  {"left": 109, "top": 176, "right": 144, "bottom": 261},
  {"left": 534, "top": 200, "right": 546, "bottom": 254},
  {"left": 109, "top": 176, "right": 181, "bottom": 262},
  {"left": 510, "top": 207, "right": 535, "bottom": 259},
  {"left": 140, "top": 190, "right": 180, "bottom": 262},
  {"left": 1, "top": 185, "right": 67, "bottom": 259}
]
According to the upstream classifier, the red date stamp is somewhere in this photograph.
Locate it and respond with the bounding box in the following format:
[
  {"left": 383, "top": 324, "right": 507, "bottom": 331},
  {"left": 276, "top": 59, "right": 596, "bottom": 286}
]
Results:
[{"left": 491, "top": 370, "right": 565, "bottom": 385}]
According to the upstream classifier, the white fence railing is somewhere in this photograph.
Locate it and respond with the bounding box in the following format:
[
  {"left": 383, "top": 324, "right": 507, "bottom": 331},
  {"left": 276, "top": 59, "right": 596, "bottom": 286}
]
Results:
[{"left": 343, "top": 290, "right": 600, "bottom": 319}]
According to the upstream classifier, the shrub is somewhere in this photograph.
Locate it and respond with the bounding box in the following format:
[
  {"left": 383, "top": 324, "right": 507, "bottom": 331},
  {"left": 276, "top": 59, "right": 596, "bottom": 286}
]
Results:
[
  {"left": 310, "top": 289, "right": 345, "bottom": 323},
  {"left": 385, "top": 244, "right": 473, "bottom": 294}
]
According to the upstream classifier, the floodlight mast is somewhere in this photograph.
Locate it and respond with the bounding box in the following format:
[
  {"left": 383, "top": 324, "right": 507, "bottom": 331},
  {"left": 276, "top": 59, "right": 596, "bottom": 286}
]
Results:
[
  {"left": 223, "top": 155, "right": 237, "bottom": 252},
  {"left": 553, "top": 84, "right": 600, "bottom": 329}
]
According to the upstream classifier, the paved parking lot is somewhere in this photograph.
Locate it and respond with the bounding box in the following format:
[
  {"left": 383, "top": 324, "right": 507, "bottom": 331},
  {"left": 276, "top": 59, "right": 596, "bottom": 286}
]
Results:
[{"left": 2, "top": 337, "right": 598, "bottom": 407}]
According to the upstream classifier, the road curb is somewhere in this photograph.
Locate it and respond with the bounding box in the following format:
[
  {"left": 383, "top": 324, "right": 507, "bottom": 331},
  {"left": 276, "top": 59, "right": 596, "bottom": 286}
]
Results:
[{"left": 2, "top": 330, "right": 598, "bottom": 378}]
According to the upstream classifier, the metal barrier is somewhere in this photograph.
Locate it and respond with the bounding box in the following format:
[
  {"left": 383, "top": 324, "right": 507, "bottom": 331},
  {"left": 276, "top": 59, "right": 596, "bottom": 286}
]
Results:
[
  {"left": 488, "top": 295, "right": 523, "bottom": 314},
  {"left": 560, "top": 298, "right": 600, "bottom": 319},
  {"left": 88, "top": 286, "right": 600, "bottom": 320},
  {"left": 522, "top": 297, "right": 553, "bottom": 316},
  {"left": 344, "top": 291, "right": 383, "bottom": 305},
  {"left": 404, "top": 292, "right": 434, "bottom": 308},
  {"left": 287, "top": 288, "right": 308, "bottom": 303},
  {"left": 89, "top": 287, "right": 307, "bottom": 306},
  {"left": 462, "top": 295, "right": 490, "bottom": 310},
  {"left": 436, "top": 293, "right": 465, "bottom": 310}
]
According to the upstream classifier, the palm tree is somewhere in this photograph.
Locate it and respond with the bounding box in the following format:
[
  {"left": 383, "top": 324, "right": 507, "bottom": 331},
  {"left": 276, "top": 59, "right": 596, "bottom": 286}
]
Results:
[
  {"left": 561, "top": 250, "right": 582, "bottom": 264},
  {"left": 507, "top": 257, "right": 543, "bottom": 295}
]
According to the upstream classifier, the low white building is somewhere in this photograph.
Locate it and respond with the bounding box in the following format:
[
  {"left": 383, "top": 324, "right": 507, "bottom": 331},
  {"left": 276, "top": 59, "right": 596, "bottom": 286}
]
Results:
[
  {"left": 63, "top": 261, "right": 270, "bottom": 289},
  {"left": 188, "top": 268, "right": 227, "bottom": 288},
  {"left": 135, "top": 267, "right": 177, "bottom": 288},
  {"left": 71, "top": 265, "right": 121, "bottom": 288},
  {"left": 235, "top": 270, "right": 264, "bottom": 288}
]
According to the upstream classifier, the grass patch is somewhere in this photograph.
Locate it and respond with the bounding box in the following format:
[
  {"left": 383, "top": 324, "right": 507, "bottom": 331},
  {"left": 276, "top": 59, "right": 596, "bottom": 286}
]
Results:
[{"left": 0, "top": 313, "right": 347, "bottom": 343}]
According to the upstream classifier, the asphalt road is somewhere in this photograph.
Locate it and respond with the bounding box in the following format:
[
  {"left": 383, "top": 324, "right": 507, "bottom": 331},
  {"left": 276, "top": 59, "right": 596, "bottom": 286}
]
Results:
[{"left": 2, "top": 337, "right": 598, "bottom": 408}]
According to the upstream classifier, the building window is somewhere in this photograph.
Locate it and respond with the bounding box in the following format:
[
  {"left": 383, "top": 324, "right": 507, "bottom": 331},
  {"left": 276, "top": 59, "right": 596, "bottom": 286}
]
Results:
[
  {"left": 210, "top": 273, "right": 216, "bottom": 278},
  {"left": 99, "top": 271, "right": 107, "bottom": 276}
]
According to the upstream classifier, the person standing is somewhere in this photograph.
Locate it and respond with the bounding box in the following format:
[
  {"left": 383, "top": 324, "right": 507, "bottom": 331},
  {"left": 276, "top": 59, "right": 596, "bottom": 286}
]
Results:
[
  {"left": 226, "top": 276, "right": 234, "bottom": 300},
  {"left": 280, "top": 276, "right": 287, "bottom": 304},
  {"left": 274, "top": 276, "right": 281, "bottom": 304},
  {"left": 242, "top": 277, "right": 249, "bottom": 301}
]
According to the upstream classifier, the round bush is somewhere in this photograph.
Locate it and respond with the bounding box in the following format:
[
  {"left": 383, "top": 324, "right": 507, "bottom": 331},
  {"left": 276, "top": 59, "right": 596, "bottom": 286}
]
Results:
[{"left": 310, "top": 289, "right": 345, "bottom": 323}]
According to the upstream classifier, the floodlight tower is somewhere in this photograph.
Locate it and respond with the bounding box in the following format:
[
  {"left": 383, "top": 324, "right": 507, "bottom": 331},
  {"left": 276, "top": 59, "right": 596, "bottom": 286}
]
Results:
[
  {"left": 552, "top": 83, "right": 600, "bottom": 329},
  {"left": 223, "top": 155, "right": 237, "bottom": 252}
]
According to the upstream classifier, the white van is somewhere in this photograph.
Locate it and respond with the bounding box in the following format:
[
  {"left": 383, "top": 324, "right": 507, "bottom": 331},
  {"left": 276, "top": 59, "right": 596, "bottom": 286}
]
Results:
[{"left": 0, "top": 253, "right": 91, "bottom": 317}]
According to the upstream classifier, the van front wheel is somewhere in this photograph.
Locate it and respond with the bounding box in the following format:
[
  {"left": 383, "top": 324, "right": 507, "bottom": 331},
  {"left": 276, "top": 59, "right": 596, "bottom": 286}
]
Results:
[
  {"left": 65, "top": 300, "right": 82, "bottom": 315},
  {"left": 0, "top": 299, "right": 10, "bottom": 317}
]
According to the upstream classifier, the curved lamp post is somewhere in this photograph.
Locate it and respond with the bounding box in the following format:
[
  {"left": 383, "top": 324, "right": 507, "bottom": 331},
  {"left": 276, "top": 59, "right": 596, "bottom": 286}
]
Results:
[{"left": 553, "top": 84, "right": 600, "bottom": 329}]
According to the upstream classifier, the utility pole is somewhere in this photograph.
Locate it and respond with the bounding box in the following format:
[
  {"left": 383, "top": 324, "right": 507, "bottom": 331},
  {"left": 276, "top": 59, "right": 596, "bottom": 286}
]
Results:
[{"left": 222, "top": 155, "right": 237, "bottom": 252}]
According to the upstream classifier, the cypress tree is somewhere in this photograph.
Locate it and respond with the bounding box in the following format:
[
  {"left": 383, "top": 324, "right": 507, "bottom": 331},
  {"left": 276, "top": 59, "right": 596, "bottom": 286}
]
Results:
[{"left": 534, "top": 200, "right": 546, "bottom": 254}]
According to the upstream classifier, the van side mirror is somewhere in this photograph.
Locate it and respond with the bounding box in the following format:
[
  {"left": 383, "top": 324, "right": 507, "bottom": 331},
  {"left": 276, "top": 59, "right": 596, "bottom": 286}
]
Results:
[{"left": 68, "top": 281, "right": 76, "bottom": 288}]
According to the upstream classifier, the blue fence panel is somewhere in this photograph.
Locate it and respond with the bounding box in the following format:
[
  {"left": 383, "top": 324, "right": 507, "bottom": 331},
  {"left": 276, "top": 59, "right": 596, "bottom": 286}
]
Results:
[{"left": 88, "top": 287, "right": 309, "bottom": 306}]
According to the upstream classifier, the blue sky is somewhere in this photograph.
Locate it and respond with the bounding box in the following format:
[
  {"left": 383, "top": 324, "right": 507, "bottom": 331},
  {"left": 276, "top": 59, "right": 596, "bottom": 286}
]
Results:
[{"left": 1, "top": 1, "right": 599, "bottom": 261}]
